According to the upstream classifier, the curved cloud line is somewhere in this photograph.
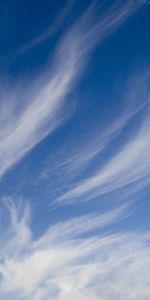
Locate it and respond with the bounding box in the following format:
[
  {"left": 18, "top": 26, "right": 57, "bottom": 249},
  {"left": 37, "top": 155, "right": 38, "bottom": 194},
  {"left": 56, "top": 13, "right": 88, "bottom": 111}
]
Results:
[
  {"left": 0, "top": 0, "right": 143, "bottom": 179},
  {"left": 15, "top": 0, "right": 76, "bottom": 55},
  {"left": 54, "top": 72, "right": 150, "bottom": 205}
]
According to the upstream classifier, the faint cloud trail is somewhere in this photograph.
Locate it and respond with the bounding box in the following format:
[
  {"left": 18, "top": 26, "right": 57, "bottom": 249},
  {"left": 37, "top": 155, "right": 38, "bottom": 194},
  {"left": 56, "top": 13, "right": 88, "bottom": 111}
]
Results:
[
  {"left": 54, "top": 71, "right": 150, "bottom": 205},
  {"left": 0, "top": 0, "right": 143, "bottom": 178},
  {"left": 16, "top": 0, "right": 76, "bottom": 55}
]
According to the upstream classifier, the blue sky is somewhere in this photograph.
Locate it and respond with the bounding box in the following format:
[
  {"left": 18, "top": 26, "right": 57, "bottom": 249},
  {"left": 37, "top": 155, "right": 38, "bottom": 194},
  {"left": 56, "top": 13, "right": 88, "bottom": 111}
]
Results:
[{"left": 0, "top": 0, "right": 150, "bottom": 299}]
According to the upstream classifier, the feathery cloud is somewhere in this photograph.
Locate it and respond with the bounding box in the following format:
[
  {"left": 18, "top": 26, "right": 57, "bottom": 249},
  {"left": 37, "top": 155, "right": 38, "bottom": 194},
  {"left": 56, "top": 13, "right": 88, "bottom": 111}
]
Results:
[
  {"left": 0, "top": 200, "right": 149, "bottom": 299},
  {"left": 55, "top": 71, "right": 150, "bottom": 205},
  {"left": 0, "top": 200, "right": 150, "bottom": 300},
  {"left": 0, "top": 0, "right": 143, "bottom": 178}
]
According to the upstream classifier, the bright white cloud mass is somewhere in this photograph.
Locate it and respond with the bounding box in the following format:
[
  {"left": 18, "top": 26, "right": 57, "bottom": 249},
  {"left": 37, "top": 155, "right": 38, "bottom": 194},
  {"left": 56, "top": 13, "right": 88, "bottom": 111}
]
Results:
[
  {"left": 0, "top": 199, "right": 150, "bottom": 300},
  {"left": 0, "top": 0, "right": 150, "bottom": 299}
]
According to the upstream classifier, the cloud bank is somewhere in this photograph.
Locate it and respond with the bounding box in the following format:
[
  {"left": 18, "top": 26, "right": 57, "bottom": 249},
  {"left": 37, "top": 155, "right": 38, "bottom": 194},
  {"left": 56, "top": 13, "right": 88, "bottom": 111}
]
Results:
[{"left": 0, "top": 200, "right": 150, "bottom": 300}]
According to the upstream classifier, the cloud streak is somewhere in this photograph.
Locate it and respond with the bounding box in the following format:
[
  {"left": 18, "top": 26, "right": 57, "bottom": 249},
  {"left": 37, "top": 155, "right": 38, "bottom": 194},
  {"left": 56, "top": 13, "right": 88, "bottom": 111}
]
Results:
[
  {"left": 15, "top": 0, "right": 76, "bottom": 55},
  {"left": 54, "top": 71, "right": 150, "bottom": 205},
  {"left": 0, "top": 0, "right": 144, "bottom": 178}
]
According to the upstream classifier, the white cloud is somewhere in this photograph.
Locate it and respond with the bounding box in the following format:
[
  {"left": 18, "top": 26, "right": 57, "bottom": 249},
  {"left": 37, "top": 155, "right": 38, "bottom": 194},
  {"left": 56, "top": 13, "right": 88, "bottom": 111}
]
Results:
[
  {"left": 0, "top": 0, "right": 143, "bottom": 179},
  {"left": 0, "top": 23, "right": 81, "bottom": 178},
  {"left": 15, "top": 0, "right": 76, "bottom": 55},
  {"left": 0, "top": 2, "right": 149, "bottom": 300},
  {"left": 0, "top": 200, "right": 150, "bottom": 300},
  {"left": 55, "top": 72, "right": 150, "bottom": 205}
]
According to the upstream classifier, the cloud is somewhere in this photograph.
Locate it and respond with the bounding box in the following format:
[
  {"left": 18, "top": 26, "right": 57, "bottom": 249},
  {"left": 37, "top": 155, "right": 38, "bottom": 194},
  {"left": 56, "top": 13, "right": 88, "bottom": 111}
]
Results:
[
  {"left": 0, "top": 2, "right": 149, "bottom": 300},
  {"left": 15, "top": 0, "right": 76, "bottom": 55},
  {"left": 0, "top": 0, "right": 144, "bottom": 179},
  {"left": 54, "top": 71, "right": 150, "bottom": 205},
  {"left": 0, "top": 21, "right": 82, "bottom": 178},
  {"left": 0, "top": 200, "right": 149, "bottom": 300}
]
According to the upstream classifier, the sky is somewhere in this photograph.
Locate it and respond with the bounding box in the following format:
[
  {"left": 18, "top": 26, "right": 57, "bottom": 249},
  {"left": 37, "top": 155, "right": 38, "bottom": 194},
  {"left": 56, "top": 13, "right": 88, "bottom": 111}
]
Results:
[{"left": 0, "top": 0, "right": 150, "bottom": 299}]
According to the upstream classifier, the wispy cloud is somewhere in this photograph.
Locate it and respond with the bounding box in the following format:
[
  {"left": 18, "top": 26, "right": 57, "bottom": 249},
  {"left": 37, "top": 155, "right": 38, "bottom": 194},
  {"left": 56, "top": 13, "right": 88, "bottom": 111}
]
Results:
[
  {"left": 54, "top": 71, "right": 150, "bottom": 205},
  {"left": 0, "top": 0, "right": 143, "bottom": 178},
  {"left": 0, "top": 22, "right": 82, "bottom": 178},
  {"left": 0, "top": 2, "right": 149, "bottom": 300},
  {"left": 0, "top": 200, "right": 149, "bottom": 300},
  {"left": 15, "top": 0, "right": 76, "bottom": 55}
]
